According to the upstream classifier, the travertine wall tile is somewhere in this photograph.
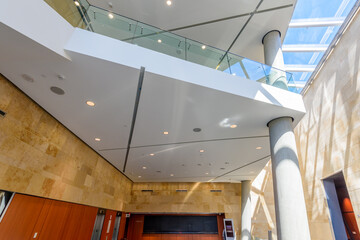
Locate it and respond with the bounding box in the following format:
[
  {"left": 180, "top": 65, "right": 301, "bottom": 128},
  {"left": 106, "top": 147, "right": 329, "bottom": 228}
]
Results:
[{"left": 0, "top": 75, "right": 132, "bottom": 210}]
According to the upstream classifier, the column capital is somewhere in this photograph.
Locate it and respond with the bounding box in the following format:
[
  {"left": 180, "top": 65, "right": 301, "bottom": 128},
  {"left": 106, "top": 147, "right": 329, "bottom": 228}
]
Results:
[
  {"left": 267, "top": 116, "right": 294, "bottom": 127},
  {"left": 262, "top": 30, "right": 282, "bottom": 44}
]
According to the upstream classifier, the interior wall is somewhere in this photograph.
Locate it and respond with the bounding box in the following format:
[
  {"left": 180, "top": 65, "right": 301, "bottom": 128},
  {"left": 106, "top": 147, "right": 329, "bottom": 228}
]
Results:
[
  {"left": 0, "top": 74, "right": 132, "bottom": 210},
  {"left": 251, "top": 8, "right": 360, "bottom": 240},
  {"left": 126, "top": 182, "right": 241, "bottom": 239}
]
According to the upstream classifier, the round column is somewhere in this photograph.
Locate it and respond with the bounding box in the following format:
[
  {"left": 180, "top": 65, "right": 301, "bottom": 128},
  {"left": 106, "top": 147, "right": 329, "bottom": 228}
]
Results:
[
  {"left": 262, "top": 30, "right": 287, "bottom": 90},
  {"left": 241, "top": 180, "right": 251, "bottom": 240},
  {"left": 268, "top": 117, "right": 311, "bottom": 240}
]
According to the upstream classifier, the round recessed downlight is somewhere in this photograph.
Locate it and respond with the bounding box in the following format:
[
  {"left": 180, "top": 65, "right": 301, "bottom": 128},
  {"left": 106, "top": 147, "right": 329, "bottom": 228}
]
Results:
[
  {"left": 232, "top": 73, "right": 236, "bottom": 76},
  {"left": 95, "top": 138, "right": 101, "bottom": 141},
  {"left": 108, "top": 13, "right": 114, "bottom": 19},
  {"left": 166, "top": 0, "right": 172, "bottom": 6},
  {"left": 163, "top": 131, "right": 169, "bottom": 135},
  {"left": 142, "top": 166, "right": 147, "bottom": 169},
  {"left": 158, "top": 39, "right": 162, "bottom": 43},
  {"left": 230, "top": 124, "right": 237, "bottom": 128},
  {"left": 86, "top": 101, "right": 95, "bottom": 107},
  {"left": 205, "top": 172, "right": 209, "bottom": 175},
  {"left": 150, "top": 153, "right": 155, "bottom": 156},
  {"left": 193, "top": 128, "right": 201, "bottom": 132},
  {"left": 74, "top": 1, "right": 80, "bottom": 6},
  {"left": 21, "top": 74, "right": 34, "bottom": 83},
  {"left": 138, "top": 176, "right": 142, "bottom": 178},
  {"left": 201, "top": 45, "right": 206, "bottom": 50},
  {"left": 200, "top": 149, "right": 205, "bottom": 153},
  {"left": 256, "top": 146, "right": 262, "bottom": 150},
  {"left": 170, "top": 174, "right": 174, "bottom": 177},
  {"left": 50, "top": 86, "right": 65, "bottom": 95}
]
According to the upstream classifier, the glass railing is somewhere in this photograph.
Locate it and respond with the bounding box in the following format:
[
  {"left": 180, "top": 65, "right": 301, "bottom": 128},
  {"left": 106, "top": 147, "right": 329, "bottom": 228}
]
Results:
[{"left": 45, "top": 0, "right": 300, "bottom": 93}]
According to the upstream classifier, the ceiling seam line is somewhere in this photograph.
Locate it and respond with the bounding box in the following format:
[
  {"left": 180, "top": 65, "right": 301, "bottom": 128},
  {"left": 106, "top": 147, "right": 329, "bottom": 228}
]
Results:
[
  {"left": 168, "top": 4, "right": 293, "bottom": 32},
  {"left": 212, "top": 155, "right": 271, "bottom": 180},
  {"left": 216, "top": 0, "right": 265, "bottom": 69},
  {"left": 98, "top": 135, "right": 270, "bottom": 151},
  {"left": 122, "top": 66, "right": 145, "bottom": 172},
  {"left": 120, "top": 4, "right": 293, "bottom": 42}
]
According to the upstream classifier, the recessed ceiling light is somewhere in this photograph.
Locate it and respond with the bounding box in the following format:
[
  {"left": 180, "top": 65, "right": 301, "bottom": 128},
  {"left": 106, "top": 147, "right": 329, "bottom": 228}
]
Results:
[
  {"left": 95, "top": 138, "right": 101, "bottom": 141},
  {"left": 232, "top": 73, "right": 236, "bottom": 76},
  {"left": 50, "top": 86, "right": 65, "bottom": 95},
  {"left": 142, "top": 166, "right": 147, "bottom": 169},
  {"left": 201, "top": 45, "right": 206, "bottom": 50},
  {"left": 86, "top": 101, "right": 95, "bottom": 107},
  {"left": 200, "top": 149, "right": 205, "bottom": 153},
  {"left": 74, "top": 1, "right": 80, "bottom": 6},
  {"left": 108, "top": 13, "right": 114, "bottom": 19},
  {"left": 158, "top": 39, "right": 162, "bottom": 43},
  {"left": 163, "top": 131, "right": 168, "bottom": 135},
  {"left": 256, "top": 146, "right": 262, "bottom": 150},
  {"left": 150, "top": 153, "right": 155, "bottom": 156},
  {"left": 166, "top": 0, "right": 172, "bottom": 6},
  {"left": 170, "top": 174, "right": 174, "bottom": 176},
  {"left": 230, "top": 124, "right": 237, "bottom": 128},
  {"left": 138, "top": 176, "right": 142, "bottom": 178},
  {"left": 205, "top": 172, "right": 209, "bottom": 175}
]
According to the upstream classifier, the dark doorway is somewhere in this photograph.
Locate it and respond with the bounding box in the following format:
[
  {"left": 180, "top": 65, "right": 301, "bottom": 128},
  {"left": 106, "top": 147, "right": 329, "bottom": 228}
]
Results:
[{"left": 323, "top": 172, "right": 360, "bottom": 240}]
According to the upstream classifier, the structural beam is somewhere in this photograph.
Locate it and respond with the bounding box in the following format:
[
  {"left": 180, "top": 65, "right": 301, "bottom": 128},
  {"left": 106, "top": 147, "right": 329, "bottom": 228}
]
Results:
[
  {"left": 289, "top": 17, "right": 345, "bottom": 28},
  {"left": 284, "top": 64, "right": 316, "bottom": 72},
  {"left": 282, "top": 44, "right": 329, "bottom": 52}
]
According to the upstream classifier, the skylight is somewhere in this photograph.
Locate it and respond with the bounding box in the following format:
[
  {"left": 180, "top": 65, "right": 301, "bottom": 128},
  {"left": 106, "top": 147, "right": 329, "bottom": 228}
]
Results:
[{"left": 283, "top": 0, "right": 357, "bottom": 92}]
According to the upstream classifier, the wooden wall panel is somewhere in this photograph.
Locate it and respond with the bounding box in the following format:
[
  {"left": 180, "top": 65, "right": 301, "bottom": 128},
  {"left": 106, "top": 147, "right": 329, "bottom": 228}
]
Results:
[
  {"left": 77, "top": 205, "right": 98, "bottom": 240},
  {"left": 100, "top": 210, "right": 117, "bottom": 240},
  {"left": 0, "top": 194, "right": 45, "bottom": 240},
  {"left": 118, "top": 212, "right": 127, "bottom": 240}
]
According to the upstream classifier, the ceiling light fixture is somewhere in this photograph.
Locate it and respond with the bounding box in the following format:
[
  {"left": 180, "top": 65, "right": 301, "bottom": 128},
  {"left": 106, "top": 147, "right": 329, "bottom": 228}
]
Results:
[
  {"left": 205, "top": 172, "right": 209, "bottom": 175},
  {"left": 108, "top": 13, "right": 114, "bottom": 19},
  {"left": 170, "top": 174, "right": 174, "bottom": 176},
  {"left": 95, "top": 138, "right": 101, "bottom": 141},
  {"left": 200, "top": 149, "right": 205, "bottom": 153},
  {"left": 256, "top": 146, "right": 262, "bottom": 150},
  {"left": 86, "top": 101, "right": 95, "bottom": 107},
  {"left": 230, "top": 124, "right": 237, "bottom": 128},
  {"left": 166, "top": 0, "right": 172, "bottom": 6},
  {"left": 142, "top": 166, "right": 147, "bottom": 169},
  {"left": 74, "top": 1, "right": 80, "bottom": 6},
  {"left": 163, "top": 131, "right": 168, "bottom": 135},
  {"left": 158, "top": 39, "right": 162, "bottom": 43},
  {"left": 138, "top": 176, "right": 142, "bottom": 178},
  {"left": 232, "top": 73, "right": 236, "bottom": 76},
  {"left": 201, "top": 45, "right": 206, "bottom": 50},
  {"left": 150, "top": 153, "right": 155, "bottom": 156}
]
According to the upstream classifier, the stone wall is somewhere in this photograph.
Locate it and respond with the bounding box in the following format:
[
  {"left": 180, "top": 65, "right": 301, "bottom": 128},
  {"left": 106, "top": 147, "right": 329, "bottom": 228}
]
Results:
[
  {"left": 0, "top": 74, "right": 132, "bottom": 210},
  {"left": 251, "top": 8, "right": 360, "bottom": 240},
  {"left": 126, "top": 182, "right": 242, "bottom": 239}
]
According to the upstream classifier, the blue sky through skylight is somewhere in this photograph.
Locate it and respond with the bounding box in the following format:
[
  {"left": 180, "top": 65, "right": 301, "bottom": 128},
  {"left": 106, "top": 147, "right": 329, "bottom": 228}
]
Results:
[{"left": 282, "top": 0, "right": 357, "bottom": 90}]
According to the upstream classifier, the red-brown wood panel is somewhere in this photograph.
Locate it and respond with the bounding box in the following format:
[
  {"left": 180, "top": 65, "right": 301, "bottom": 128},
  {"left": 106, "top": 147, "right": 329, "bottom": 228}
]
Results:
[
  {"left": 37, "top": 199, "right": 72, "bottom": 240},
  {"left": 127, "top": 215, "right": 144, "bottom": 240},
  {"left": 118, "top": 212, "right": 127, "bottom": 240},
  {"left": 100, "top": 210, "right": 117, "bottom": 240},
  {"left": 0, "top": 194, "right": 45, "bottom": 240},
  {"left": 77, "top": 205, "right": 98, "bottom": 239},
  {"left": 217, "top": 215, "right": 225, "bottom": 239},
  {"left": 61, "top": 203, "right": 98, "bottom": 240}
]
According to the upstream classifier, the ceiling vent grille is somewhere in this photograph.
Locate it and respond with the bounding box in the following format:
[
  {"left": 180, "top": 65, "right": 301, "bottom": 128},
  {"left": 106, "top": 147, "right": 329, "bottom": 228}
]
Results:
[
  {"left": 210, "top": 190, "right": 222, "bottom": 193},
  {"left": 141, "top": 190, "right": 153, "bottom": 193},
  {"left": 176, "top": 189, "right": 188, "bottom": 192}
]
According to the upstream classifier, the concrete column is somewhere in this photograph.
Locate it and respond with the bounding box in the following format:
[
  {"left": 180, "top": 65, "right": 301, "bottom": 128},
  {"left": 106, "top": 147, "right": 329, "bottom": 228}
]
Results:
[
  {"left": 262, "top": 30, "right": 288, "bottom": 90},
  {"left": 268, "top": 117, "right": 311, "bottom": 240},
  {"left": 241, "top": 180, "right": 251, "bottom": 240}
]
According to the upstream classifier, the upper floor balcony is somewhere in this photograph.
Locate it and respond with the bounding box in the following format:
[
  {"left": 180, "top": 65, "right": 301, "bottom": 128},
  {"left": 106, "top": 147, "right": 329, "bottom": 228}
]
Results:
[{"left": 45, "top": 0, "right": 300, "bottom": 93}]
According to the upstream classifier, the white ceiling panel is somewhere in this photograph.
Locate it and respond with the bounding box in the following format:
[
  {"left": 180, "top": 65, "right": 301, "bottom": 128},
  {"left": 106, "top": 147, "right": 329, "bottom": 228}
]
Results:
[
  {"left": 230, "top": 7, "right": 294, "bottom": 63},
  {"left": 126, "top": 137, "right": 270, "bottom": 182},
  {"left": 88, "top": 0, "right": 258, "bottom": 30},
  {"left": 99, "top": 149, "right": 127, "bottom": 170}
]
